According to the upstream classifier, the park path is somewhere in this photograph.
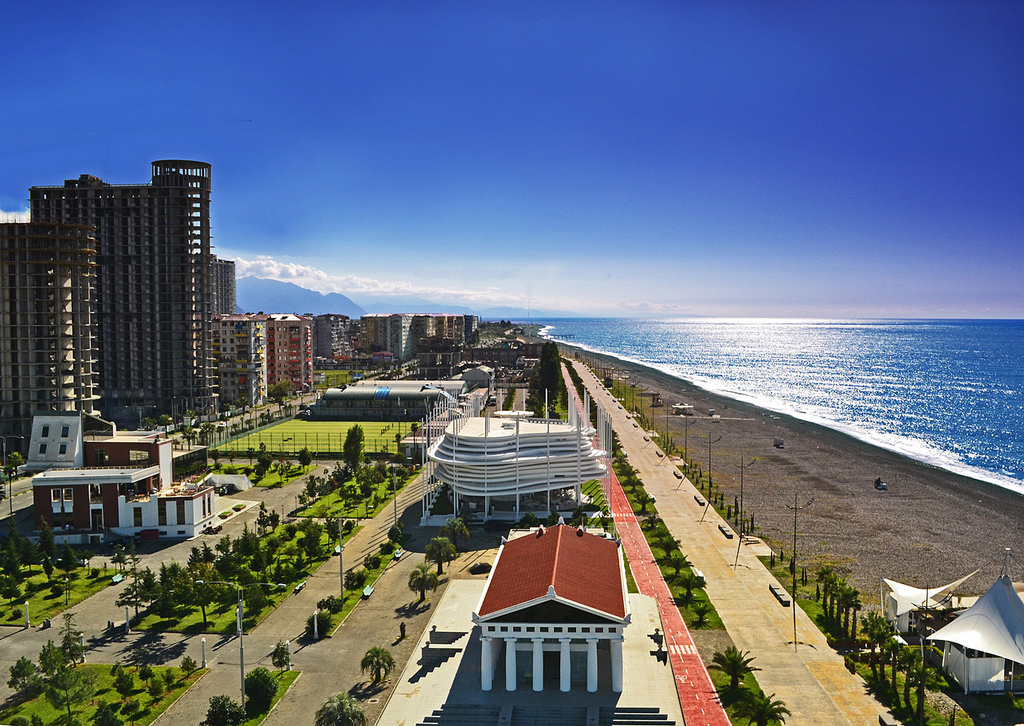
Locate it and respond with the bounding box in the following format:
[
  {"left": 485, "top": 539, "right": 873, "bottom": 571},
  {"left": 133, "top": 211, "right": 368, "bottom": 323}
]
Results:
[{"left": 561, "top": 363, "right": 731, "bottom": 726}]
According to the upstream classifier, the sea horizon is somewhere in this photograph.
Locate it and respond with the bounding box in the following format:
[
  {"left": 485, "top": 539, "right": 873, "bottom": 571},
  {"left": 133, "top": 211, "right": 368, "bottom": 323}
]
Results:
[{"left": 538, "top": 317, "right": 1024, "bottom": 495}]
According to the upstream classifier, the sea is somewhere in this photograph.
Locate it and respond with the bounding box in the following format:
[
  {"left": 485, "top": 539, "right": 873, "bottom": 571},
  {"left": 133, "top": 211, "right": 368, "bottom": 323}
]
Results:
[{"left": 539, "top": 318, "right": 1024, "bottom": 493}]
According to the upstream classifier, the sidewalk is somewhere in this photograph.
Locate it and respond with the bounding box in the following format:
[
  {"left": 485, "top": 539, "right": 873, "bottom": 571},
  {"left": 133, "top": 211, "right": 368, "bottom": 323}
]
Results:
[{"left": 569, "top": 359, "right": 892, "bottom": 726}]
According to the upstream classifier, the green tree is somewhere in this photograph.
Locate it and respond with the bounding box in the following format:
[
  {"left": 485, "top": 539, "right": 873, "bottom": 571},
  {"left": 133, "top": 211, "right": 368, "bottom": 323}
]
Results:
[
  {"left": 0, "top": 574, "right": 21, "bottom": 604},
  {"left": 244, "top": 667, "right": 279, "bottom": 712},
  {"left": 314, "top": 693, "right": 367, "bottom": 726},
  {"left": 298, "top": 447, "right": 313, "bottom": 471},
  {"left": 408, "top": 562, "right": 439, "bottom": 603},
  {"left": 439, "top": 517, "right": 469, "bottom": 553},
  {"left": 7, "top": 656, "right": 39, "bottom": 699},
  {"left": 44, "top": 661, "right": 96, "bottom": 726},
  {"left": 342, "top": 425, "right": 364, "bottom": 471},
  {"left": 113, "top": 668, "right": 135, "bottom": 700},
  {"left": 360, "top": 646, "right": 396, "bottom": 684},
  {"left": 204, "top": 694, "right": 247, "bottom": 726},
  {"left": 425, "top": 537, "right": 457, "bottom": 575},
  {"left": 59, "top": 612, "right": 85, "bottom": 665},
  {"left": 710, "top": 646, "right": 760, "bottom": 690},
  {"left": 36, "top": 524, "right": 56, "bottom": 562},
  {"left": 180, "top": 655, "right": 199, "bottom": 679},
  {"left": 271, "top": 641, "right": 291, "bottom": 671},
  {"left": 860, "top": 611, "right": 891, "bottom": 682},
  {"left": 92, "top": 700, "right": 124, "bottom": 726},
  {"left": 732, "top": 690, "right": 791, "bottom": 726}
]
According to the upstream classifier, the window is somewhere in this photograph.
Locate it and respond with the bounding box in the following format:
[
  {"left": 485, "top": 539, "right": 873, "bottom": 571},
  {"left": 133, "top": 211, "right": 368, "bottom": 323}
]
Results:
[
  {"left": 41, "top": 425, "right": 49, "bottom": 437},
  {"left": 176, "top": 500, "right": 186, "bottom": 524},
  {"left": 39, "top": 443, "right": 47, "bottom": 455},
  {"left": 51, "top": 490, "right": 61, "bottom": 503},
  {"left": 133, "top": 508, "right": 143, "bottom": 528},
  {"left": 60, "top": 425, "right": 70, "bottom": 438},
  {"left": 58, "top": 444, "right": 67, "bottom": 455},
  {"left": 158, "top": 500, "right": 167, "bottom": 526},
  {"left": 62, "top": 488, "right": 73, "bottom": 503},
  {"left": 129, "top": 450, "right": 148, "bottom": 463}
]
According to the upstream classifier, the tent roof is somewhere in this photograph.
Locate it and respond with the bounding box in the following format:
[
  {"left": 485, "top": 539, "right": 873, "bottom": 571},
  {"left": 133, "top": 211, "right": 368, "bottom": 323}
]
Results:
[
  {"left": 884, "top": 572, "right": 977, "bottom": 617},
  {"left": 929, "top": 576, "right": 1024, "bottom": 665}
]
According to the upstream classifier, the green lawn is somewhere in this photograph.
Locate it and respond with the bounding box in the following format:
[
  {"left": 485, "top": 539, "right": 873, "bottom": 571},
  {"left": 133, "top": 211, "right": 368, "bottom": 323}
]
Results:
[
  {"left": 214, "top": 419, "right": 414, "bottom": 458},
  {"left": 0, "top": 664, "right": 204, "bottom": 726},
  {"left": 298, "top": 473, "right": 412, "bottom": 520},
  {"left": 2, "top": 567, "right": 120, "bottom": 627}
]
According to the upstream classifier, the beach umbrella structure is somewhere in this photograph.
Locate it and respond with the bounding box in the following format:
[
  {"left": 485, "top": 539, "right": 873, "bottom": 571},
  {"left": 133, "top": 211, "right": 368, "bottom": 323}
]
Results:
[
  {"left": 928, "top": 551, "right": 1024, "bottom": 693},
  {"left": 882, "top": 571, "right": 977, "bottom": 634}
]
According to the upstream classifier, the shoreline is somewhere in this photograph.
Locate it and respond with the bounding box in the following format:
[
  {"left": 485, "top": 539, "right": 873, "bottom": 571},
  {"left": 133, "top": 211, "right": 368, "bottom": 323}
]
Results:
[{"left": 557, "top": 342, "right": 1024, "bottom": 602}]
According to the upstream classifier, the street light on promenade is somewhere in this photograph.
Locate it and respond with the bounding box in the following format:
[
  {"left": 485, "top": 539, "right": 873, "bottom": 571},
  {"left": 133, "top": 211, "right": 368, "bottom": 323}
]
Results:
[
  {"left": 785, "top": 494, "right": 814, "bottom": 653},
  {"left": 195, "top": 579, "right": 286, "bottom": 705},
  {"left": 733, "top": 457, "right": 757, "bottom": 568}
]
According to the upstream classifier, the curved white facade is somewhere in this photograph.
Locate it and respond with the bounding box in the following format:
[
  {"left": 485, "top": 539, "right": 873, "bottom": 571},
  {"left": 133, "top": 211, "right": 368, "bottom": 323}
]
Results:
[{"left": 427, "top": 416, "right": 606, "bottom": 499}]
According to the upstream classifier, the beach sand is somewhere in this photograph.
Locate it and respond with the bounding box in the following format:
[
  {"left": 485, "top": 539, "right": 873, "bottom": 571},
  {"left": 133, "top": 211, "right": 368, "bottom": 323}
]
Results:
[{"left": 573, "top": 349, "right": 1023, "bottom": 603}]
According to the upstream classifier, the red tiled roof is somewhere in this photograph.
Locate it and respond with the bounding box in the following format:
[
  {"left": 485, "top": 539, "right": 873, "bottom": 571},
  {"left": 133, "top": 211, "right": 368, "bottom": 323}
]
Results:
[{"left": 477, "top": 525, "right": 625, "bottom": 620}]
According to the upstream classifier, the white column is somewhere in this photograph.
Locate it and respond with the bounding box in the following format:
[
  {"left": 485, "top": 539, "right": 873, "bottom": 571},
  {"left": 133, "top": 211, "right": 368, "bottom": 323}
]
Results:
[
  {"left": 559, "top": 638, "right": 571, "bottom": 692},
  {"left": 481, "top": 636, "right": 493, "bottom": 691},
  {"left": 532, "top": 638, "right": 544, "bottom": 692},
  {"left": 611, "top": 636, "right": 624, "bottom": 692},
  {"left": 586, "top": 638, "right": 598, "bottom": 692},
  {"left": 505, "top": 637, "right": 517, "bottom": 691}
]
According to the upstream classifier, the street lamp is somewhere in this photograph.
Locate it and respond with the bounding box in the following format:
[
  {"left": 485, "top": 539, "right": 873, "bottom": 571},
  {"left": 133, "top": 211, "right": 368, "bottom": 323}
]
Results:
[
  {"left": 785, "top": 493, "right": 814, "bottom": 653},
  {"left": 195, "top": 579, "right": 286, "bottom": 705},
  {"left": 733, "top": 457, "right": 757, "bottom": 568}
]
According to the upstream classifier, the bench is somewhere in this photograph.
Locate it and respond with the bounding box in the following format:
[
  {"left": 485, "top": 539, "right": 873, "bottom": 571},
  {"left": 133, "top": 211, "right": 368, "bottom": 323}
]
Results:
[
  {"left": 878, "top": 715, "right": 900, "bottom": 726},
  {"left": 694, "top": 495, "right": 706, "bottom": 506},
  {"left": 110, "top": 574, "right": 125, "bottom": 585},
  {"left": 769, "top": 583, "right": 791, "bottom": 607},
  {"left": 362, "top": 585, "right": 374, "bottom": 599},
  {"left": 293, "top": 580, "right": 307, "bottom": 594},
  {"left": 692, "top": 568, "right": 705, "bottom": 586},
  {"left": 393, "top": 548, "right": 403, "bottom": 560},
  {"left": 718, "top": 524, "right": 734, "bottom": 539}
]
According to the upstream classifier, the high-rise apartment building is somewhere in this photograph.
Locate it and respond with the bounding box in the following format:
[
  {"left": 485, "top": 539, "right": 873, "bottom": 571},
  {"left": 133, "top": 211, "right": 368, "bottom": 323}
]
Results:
[
  {"left": 212, "top": 314, "right": 267, "bottom": 408},
  {"left": 211, "top": 256, "right": 236, "bottom": 315},
  {"left": 312, "top": 313, "right": 356, "bottom": 360},
  {"left": 0, "top": 223, "right": 99, "bottom": 441},
  {"left": 30, "top": 161, "right": 218, "bottom": 425},
  {"left": 266, "top": 314, "right": 313, "bottom": 391}
]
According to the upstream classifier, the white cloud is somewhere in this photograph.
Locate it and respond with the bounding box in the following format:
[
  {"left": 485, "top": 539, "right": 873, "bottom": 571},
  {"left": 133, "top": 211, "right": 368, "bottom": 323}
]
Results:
[{"left": 0, "top": 208, "right": 30, "bottom": 223}]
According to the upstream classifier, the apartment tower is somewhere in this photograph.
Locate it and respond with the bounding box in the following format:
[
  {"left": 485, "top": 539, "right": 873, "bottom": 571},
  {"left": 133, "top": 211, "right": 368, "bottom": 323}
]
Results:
[
  {"left": 0, "top": 222, "right": 99, "bottom": 441},
  {"left": 30, "top": 161, "right": 218, "bottom": 426}
]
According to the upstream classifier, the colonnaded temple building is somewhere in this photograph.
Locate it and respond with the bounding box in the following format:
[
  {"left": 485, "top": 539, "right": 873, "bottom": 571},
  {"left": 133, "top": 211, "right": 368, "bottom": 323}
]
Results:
[{"left": 473, "top": 523, "right": 629, "bottom": 693}]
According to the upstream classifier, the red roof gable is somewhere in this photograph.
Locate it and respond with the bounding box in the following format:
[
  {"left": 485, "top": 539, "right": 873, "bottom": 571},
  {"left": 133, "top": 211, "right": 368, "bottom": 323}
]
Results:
[{"left": 477, "top": 525, "right": 625, "bottom": 620}]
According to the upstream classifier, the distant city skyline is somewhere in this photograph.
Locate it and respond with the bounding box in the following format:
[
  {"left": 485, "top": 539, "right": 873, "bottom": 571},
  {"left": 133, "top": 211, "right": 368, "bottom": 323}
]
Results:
[{"left": 3, "top": 2, "right": 1022, "bottom": 319}]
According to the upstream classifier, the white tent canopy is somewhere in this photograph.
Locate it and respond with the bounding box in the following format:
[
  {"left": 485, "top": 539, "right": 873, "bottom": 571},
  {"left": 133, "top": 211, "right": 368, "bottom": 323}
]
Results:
[
  {"left": 929, "top": 575, "right": 1024, "bottom": 666},
  {"left": 883, "top": 572, "right": 976, "bottom": 618}
]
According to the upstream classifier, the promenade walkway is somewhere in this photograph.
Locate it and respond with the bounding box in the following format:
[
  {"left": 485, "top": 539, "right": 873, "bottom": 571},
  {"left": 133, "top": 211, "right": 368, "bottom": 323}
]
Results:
[
  {"left": 562, "top": 363, "right": 730, "bottom": 726},
  {"left": 568, "top": 358, "right": 892, "bottom": 726}
]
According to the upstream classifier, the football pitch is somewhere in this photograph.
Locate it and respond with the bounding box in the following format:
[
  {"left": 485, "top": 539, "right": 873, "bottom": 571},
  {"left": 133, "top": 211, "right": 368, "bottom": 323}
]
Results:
[{"left": 214, "top": 419, "right": 415, "bottom": 457}]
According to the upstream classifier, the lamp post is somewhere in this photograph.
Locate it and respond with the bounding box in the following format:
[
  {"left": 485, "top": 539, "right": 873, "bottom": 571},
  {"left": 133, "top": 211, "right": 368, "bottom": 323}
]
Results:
[
  {"left": 733, "top": 457, "right": 756, "bottom": 568},
  {"left": 195, "top": 579, "right": 285, "bottom": 705},
  {"left": 785, "top": 493, "right": 814, "bottom": 652}
]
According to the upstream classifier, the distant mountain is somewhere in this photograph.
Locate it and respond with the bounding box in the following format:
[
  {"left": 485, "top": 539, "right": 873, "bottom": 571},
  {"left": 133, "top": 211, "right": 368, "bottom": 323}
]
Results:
[
  {"left": 235, "top": 276, "right": 583, "bottom": 319},
  {"left": 236, "top": 277, "right": 366, "bottom": 317}
]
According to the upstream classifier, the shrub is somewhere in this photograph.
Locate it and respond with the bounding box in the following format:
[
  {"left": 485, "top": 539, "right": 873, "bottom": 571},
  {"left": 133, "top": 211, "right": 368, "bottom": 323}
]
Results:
[
  {"left": 317, "top": 595, "right": 344, "bottom": 614},
  {"left": 180, "top": 655, "right": 199, "bottom": 678},
  {"left": 305, "top": 610, "right": 333, "bottom": 639},
  {"left": 379, "top": 541, "right": 395, "bottom": 555},
  {"left": 363, "top": 553, "right": 382, "bottom": 569},
  {"left": 203, "top": 694, "right": 246, "bottom": 726},
  {"left": 345, "top": 568, "right": 368, "bottom": 591},
  {"left": 244, "top": 667, "right": 279, "bottom": 712}
]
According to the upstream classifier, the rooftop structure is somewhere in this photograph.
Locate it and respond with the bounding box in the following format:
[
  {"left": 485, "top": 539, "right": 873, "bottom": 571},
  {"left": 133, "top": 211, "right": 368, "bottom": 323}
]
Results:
[{"left": 306, "top": 380, "right": 468, "bottom": 422}]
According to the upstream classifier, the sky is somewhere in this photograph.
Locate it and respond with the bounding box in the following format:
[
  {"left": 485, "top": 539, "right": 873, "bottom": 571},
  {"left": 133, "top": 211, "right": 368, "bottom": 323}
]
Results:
[{"left": 2, "top": 1, "right": 1022, "bottom": 318}]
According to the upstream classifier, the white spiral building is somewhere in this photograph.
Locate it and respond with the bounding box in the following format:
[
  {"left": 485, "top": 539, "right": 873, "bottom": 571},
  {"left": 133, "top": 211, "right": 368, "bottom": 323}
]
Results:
[{"left": 427, "top": 415, "right": 606, "bottom": 519}]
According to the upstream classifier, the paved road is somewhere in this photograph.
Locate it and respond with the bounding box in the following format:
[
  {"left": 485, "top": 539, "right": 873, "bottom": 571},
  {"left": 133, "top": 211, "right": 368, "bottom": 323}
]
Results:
[{"left": 569, "top": 359, "right": 893, "bottom": 726}]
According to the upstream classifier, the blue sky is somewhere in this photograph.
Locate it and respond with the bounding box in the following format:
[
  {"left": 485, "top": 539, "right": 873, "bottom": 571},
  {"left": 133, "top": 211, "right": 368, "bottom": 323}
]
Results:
[{"left": 3, "top": 1, "right": 1022, "bottom": 318}]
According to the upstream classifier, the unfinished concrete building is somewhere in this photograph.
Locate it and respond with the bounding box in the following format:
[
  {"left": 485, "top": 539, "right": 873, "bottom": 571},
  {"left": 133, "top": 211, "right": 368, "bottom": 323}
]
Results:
[
  {"left": 30, "top": 161, "right": 218, "bottom": 426},
  {"left": 0, "top": 222, "right": 99, "bottom": 442}
]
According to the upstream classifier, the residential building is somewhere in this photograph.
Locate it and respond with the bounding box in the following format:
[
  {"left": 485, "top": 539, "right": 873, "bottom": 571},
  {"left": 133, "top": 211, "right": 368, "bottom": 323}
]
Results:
[
  {"left": 211, "top": 256, "right": 236, "bottom": 314},
  {"left": 29, "top": 160, "right": 218, "bottom": 427},
  {"left": 266, "top": 313, "right": 312, "bottom": 391},
  {"left": 0, "top": 222, "right": 99, "bottom": 442},
  {"left": 312, "top": 313, "right": 356, "bottom": 360},
  {"left": 212, "top": 314, "right": 267, "bottom": 408}
]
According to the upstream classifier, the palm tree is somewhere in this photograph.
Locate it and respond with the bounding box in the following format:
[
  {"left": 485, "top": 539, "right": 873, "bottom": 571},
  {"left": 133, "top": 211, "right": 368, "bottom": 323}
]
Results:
[
  {"left": 860, "top": 611, "right": 891, "bottom": 681},
  {"left": 710, "top": 646, "right": 760, "bottom": 690},
  {"left": 733, "top": 690, "right": 790, "bottom": 726},
  {"left": 678, "top": 570, "right": 701, "bottom": 603},
  {"left": 667, "top": 550, "right": 691, "bottom": 575},
  {"left": 439, "top": 517, "right": 470, "bottom": 553},
  {"left": 899, "top": 647, "right": 920, "bottom": 709},
  {"left": 641, "top": 514, "right": 663, "bottom": 531},
  {"left": 315, "top": 693, "right": 367, "bottom": 726},
  {"left": 360, "top": 646, "right": 396, "bottom": 684},
  {"left": 691, "top": 601, "right": 711, "bottom": 628},
  {"left": 408, "top": 562, "right": 439, "bottom": 602},
  {"left": 883, "top": 637, "right": 902, "bottom": 696},
  {"left": 425, "top": 537, "right": 457, "bottom": 575},
  {"left": 634, "top": 490, "right": 653, "bottom": 515}
]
